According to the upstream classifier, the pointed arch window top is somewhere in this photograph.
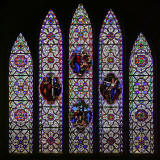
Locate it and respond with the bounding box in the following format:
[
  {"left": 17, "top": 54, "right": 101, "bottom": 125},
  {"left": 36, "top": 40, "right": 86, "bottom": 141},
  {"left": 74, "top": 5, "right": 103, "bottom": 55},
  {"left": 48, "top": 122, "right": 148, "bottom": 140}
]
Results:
[
  {"left": 40, "top": 9, "right": 62, "bottom": 45},
  {"left": 42, "top": 9, "right": 59, "bottom": 26},
  {"left": 71, "top": 4, "right": 91, "bottom": 25},
  {"left": 11, "top": 33, "right": 30, "bottom": 54},
  {"left": 100, "top": 9, "right": 122, "bottom": 45},
  {"left": 103, "top": 9, "right": 119, "bottom": 26},
  {"left": 130, "top": 33, "right": 153, "bottom": 76},
  {"left": 132, "top": 33, "right": 151, "bottom": 54}
]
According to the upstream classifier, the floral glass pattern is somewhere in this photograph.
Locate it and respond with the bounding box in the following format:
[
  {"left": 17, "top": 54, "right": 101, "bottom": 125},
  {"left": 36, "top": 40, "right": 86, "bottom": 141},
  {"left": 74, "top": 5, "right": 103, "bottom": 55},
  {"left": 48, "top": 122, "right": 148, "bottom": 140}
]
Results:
[
  {"left": 39, "top": 10, "right": 63, "bottom": 153},
  {"left": 69, "top": 4, "right": 93, "bottom": 153},
  {"left": 129, "top": 33, "right": 153, "bottom": 153},
  {"left": 9, "top": 33, "right": 33, "bottom": 153},
  {"left": 99, "top": 10, "right": 123, "bottom": 153}
]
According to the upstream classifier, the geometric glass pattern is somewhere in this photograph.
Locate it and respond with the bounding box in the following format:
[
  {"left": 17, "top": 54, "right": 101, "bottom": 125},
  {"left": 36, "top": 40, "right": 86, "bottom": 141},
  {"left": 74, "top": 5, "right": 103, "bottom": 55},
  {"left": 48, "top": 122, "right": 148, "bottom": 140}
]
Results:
[
  {"left": 129, "top": 33, "right": 154, "bottom": 153},
  {"left": 9, "top": 33, "right": 33, "bottom": 153},
  {"left": 69, "top": 4, "right": 93, "bottom": 153},
  {"left": 99, "top": 10, "right": 123, "bottom": 153},
  {"left": 39, "top": 10, "right": 63, "bottom": 153}
]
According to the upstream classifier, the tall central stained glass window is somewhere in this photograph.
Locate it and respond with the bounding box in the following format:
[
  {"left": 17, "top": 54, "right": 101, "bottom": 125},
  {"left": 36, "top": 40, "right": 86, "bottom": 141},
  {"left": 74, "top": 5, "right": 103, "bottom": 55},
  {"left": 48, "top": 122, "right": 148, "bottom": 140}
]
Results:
[
  {"left": 99, "top": 9, "right": 123, "bottom": 153},
  {"left": 39, "top": 10, "right": 63, "bottom": 153},
  {"left": 69, "top": 4, "right": 93, "bottom": 153}
]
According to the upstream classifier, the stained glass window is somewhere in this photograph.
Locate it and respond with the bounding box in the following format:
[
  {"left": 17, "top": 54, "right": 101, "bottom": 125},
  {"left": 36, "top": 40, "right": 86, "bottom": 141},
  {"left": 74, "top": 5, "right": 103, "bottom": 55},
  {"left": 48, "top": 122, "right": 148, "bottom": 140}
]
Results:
[
  {"left": 99, "top": 9, "right": 123, "bottom": 153},
  {"left": 39, "top": 10, "right": 63, "bottom": 153},
  {"left": 129, "top": 33, "right": 154, "bottom": 153},
  {"left": 69, "top": 4, "right": 93, "bottom": 153},
  {"left": 9, "top": 33, "right": 33, "bottom": 153}
]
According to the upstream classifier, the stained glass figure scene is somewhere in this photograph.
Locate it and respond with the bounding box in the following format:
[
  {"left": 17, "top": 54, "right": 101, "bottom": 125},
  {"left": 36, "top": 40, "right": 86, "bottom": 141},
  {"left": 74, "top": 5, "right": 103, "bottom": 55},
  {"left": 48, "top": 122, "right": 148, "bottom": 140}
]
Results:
[
  {"left": 70, "top": 46, "right": 92, "bottom": 77},
  {"left": 100, "top": 73, "right": 122, "bottom": 104},
  {"left": 39, "top": 10, "right": 63, "bottom": 153},
  {"left": 70, "top": 99, "right": 92, "bottom": 132},
  {"left": 129, "top": 33, "right": 154, "bottom": 153},
  {"left": 9, "top": 33, "right": 33, "bottom": 153},
  {"left": 40, "top": 73, "right": 62, "bottom": 105},
  {"left": 69, "top": 4, "right": 93, "bottom": 153},
  {"left": 99, "top": 10, "right": 123, "bottom": 153}
]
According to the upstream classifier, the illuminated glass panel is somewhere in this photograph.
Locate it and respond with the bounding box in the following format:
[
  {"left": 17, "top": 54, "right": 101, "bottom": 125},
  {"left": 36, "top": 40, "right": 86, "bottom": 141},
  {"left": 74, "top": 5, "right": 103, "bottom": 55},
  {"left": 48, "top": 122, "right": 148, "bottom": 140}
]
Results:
[
  {"left": 129, "top": 33, "right": 154, "bottom": 153},
  {"left": 9, "top": 33, "right": 33, "bottom": 153},
  {"left": 69, "top": 4, "right": 93, "bottom": 153},
  {"left": 99, "top": 10, "right": 123, "bottom": 153},
  {"left": 39, "top": 10, "right": 63, "bottom": 153}
]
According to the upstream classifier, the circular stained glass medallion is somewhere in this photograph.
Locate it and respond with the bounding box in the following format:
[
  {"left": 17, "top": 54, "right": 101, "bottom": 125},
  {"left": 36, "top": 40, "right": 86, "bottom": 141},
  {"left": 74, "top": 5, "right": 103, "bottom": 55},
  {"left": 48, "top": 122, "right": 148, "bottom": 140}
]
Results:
[
  {"left": 135, "top": 109, "right": 148, "bottom": 122},
  {"left": 135, "top": 55, "right": 148, "bottom": 67}
]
